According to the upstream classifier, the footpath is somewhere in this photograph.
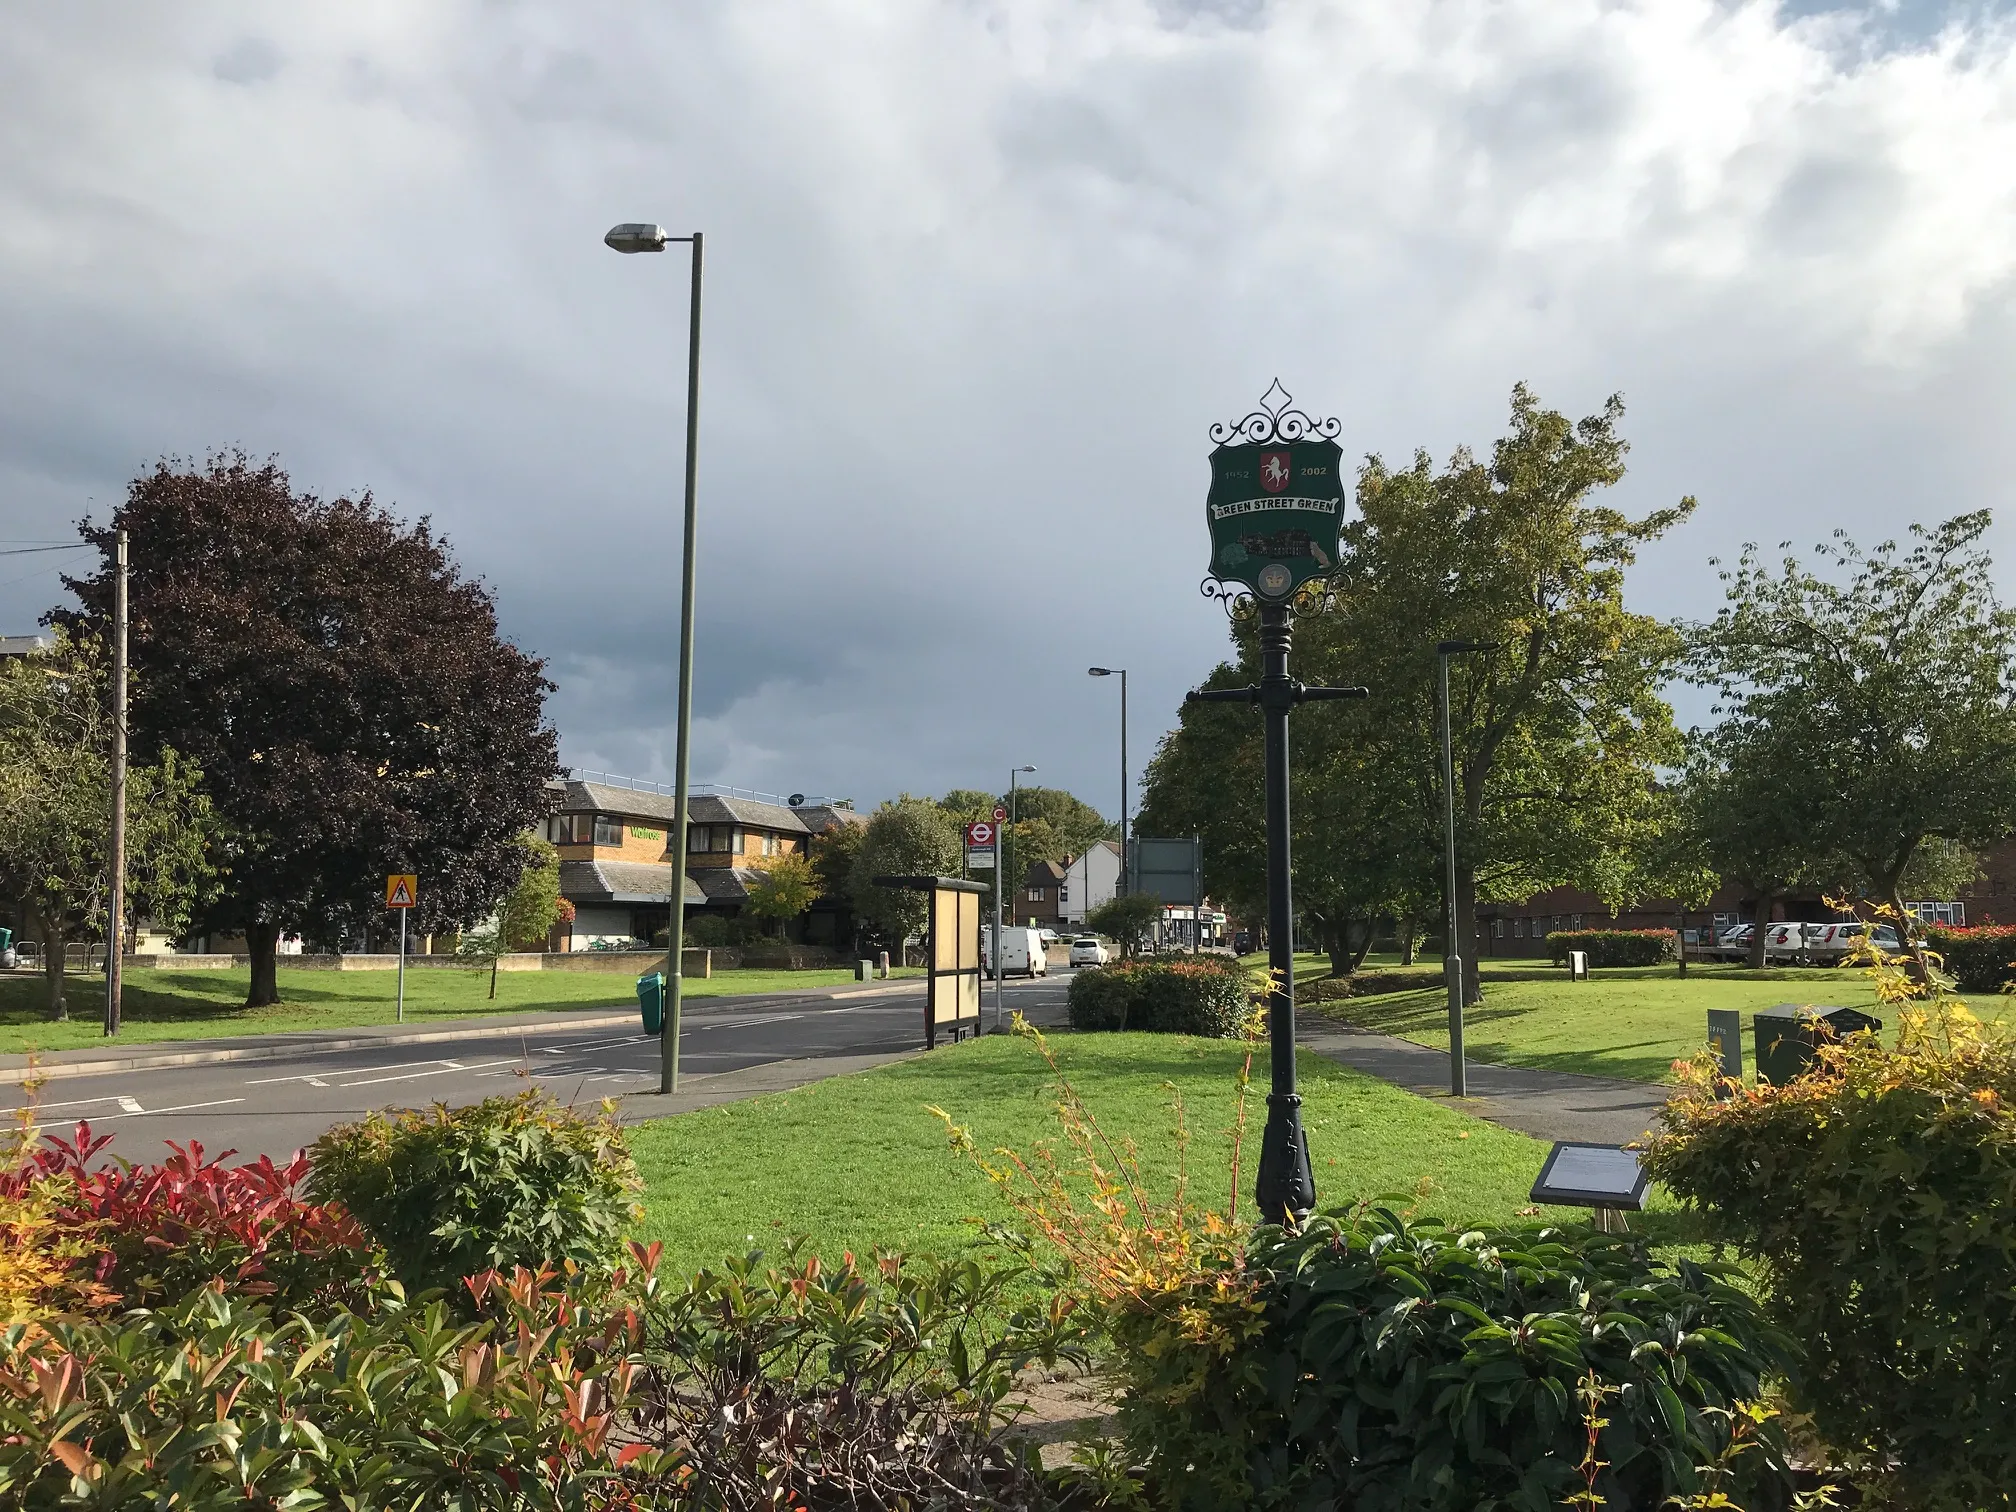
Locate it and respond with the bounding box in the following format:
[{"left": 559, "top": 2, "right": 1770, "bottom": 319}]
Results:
[
  {"left": 0, "top": 979, "right": 927, "bottom": 1087},
  {"left": 1298, "top": 1018, "right": 1672, "bottom": 1147}
]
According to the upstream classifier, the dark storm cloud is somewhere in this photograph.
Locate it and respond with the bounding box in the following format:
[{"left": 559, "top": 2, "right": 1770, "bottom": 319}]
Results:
[{"left": 3, "top": 0, "right": 2016, "bottom": 814}]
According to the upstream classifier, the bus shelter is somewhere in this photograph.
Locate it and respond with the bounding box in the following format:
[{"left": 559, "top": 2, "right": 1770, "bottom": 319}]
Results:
[{"left": 872, "top": 875, "right": 985, "bottom": 1048}]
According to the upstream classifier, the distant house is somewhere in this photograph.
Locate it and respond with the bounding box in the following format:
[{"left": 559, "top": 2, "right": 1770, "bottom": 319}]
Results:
[
  {"left": 0, "top": 634, "right": 52, "bottom": 659},
  {"left": 545, "top": 778, "right": 855, "bottom": 950},
  {"left": 1016, "top": 859, "right": 1067, "bottom": 930},
  {"left": 1059, "top": 840, "right": 1122, "bottom": 928}
]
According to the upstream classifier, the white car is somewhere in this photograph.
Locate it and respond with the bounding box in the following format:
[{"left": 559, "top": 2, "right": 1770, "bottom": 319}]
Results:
[{"left": 1068, "top": 936, "right": 1110, "bottom": 967}]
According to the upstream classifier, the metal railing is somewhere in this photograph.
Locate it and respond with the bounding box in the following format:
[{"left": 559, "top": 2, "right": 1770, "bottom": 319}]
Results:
[{"left": 569, "top": 770, "right": 848, "bottom": 809}]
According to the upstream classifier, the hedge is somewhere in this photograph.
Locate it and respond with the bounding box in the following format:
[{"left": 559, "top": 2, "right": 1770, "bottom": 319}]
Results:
[
  {"left": 1925, "top": 923, "right": 2016, "bottom": 992},
  {"left": 1545, "top": 928, "right": 1675, "bottom": 968},
  {"left": 1645, "top": 1003, "right": 2016, "bottom": 1507},
  {"left": 1067, "top": 957, "right": 1252, "bottom": 1037}
]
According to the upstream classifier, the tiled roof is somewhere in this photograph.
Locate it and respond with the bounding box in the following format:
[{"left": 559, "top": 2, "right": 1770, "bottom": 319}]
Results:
[
  {"left": 792, "top": 802, "right": 866, "bottom": 836},
  {"left": 558, "top": 781, "right": 810, "bottom": 835},
  {"left": 692, "top": 867, "right": 764, "bottom": 903},
  {"left": 559, "top": 859, "right": 706, "bottom": 905},
  {"left": 1024, "top": 859, "right": 1067, "bottom": 885}
]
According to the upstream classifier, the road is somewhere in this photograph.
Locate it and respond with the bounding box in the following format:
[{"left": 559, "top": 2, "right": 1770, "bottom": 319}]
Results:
[{"left": 10, "top": 973, "right": 1075, "bottom": 1161}]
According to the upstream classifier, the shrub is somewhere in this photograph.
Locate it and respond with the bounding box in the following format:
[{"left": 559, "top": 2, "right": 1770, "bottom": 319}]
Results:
[
  {"left": 1105, "top": 1209, "right": 1794, "bottom": 1512},
  {"left": 1067, "top": 957, "right": 1251, "bottom": 1036},
  {"left": 1923, "top": 922, "right": 2016, "bottom": 992},
  {"left": 1644, "top": 1000, "right": 2016, "bottom": 1508},
  {"left": 4, "top": 1122, "right": 373, "bottom": 1314},
  {"left": 307, "top": 1090, "right": 641, "bottom": 1298},
  {"left": 0, "top": 1263, "right": 645, "bottom": 1509},
  {"left": 1545, "top": 927, "right": 1675, "bottom": 967}
]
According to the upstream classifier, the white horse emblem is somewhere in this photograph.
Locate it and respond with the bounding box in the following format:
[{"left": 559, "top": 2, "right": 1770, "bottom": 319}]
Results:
[{"left": 1260, "top": 451, "right": 1291, "bottom": 493}]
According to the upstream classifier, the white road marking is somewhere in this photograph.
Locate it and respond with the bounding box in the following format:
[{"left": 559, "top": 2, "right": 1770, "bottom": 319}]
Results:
[
  {"left": 9, "top": 1092, "right": 126, "bottom": 1113},
  {"left": 307, "top": 1078, "right": 329, "bottom": 1088},
  {"left": 117, "top": 1096, "right": 144, "bottom": 1114},
  {"left": 337, "top": 1058, "right": 514, "bottom": 1088},
  {"left": 92, "top": 1098, "right": 246, "bottom": 1122}
]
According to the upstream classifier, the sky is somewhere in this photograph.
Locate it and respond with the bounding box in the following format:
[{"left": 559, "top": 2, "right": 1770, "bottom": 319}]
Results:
[{"left": 3, "top": 0, "right": 2014, "bottom": 823}]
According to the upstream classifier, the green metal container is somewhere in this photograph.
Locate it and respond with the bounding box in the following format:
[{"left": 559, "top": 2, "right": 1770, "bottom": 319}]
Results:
[
  {"left": 636, "top": 971, "right": 665, "bottom": 1035},
  {"left": 1753, "top": 1004, "right": 1883, "bottom": 1085}
]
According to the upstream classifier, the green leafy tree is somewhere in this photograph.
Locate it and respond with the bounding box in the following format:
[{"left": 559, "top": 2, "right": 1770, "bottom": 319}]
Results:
[
  {"left": 746, "top": 851, "right": 820, "bottom": 937},
  {"left": 1692, "top": 511, "right": 2016, "bottom": 967},
  {"left": 57, "top": 454, "right": 559, "bottom": 1007},
  {"left": 0, "top": 635, "right": 219, "bottom": 1020},
  {"left": 1085, "top": 892, "right": 1162, "bottom": 959},
  {"left": 849, "top": 797, "right": 960, "bottom": 951},
  {"left": 1324, "top": 385, "right": 1691, "bottom": 1000},
  {"left": 457, "top": 835, "right": 564, "bottom": 997},
  {"left": 1144, "top": 387, "right": 1689, "bottom": 995}
]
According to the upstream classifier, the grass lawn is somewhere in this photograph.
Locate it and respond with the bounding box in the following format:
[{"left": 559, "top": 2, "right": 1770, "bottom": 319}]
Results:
[
  {"left": 0, "top": 964, "right": 920, "bottom": 1056},
  {"left": 627, "top": 1030, "right": 1611, "bottom": 1279},
  {"left": 1268, "top": 952, "right": 2013, "bottom": 1083}
]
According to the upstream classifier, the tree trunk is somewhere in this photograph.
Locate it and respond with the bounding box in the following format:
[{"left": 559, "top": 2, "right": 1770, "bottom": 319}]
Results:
[
  {"left": 1676, "top": 909, "right": 1688, "bottom": 977},
  {"left": 1747, "top": 894, "right": 1773, "bottom": 971},
  {"left": 246, "top": 919, "right": 281, "bottom": 1007},
  {"left": 1398, "top": 914, "right": 1417, "bottom": 967},
  {"left": 489, "top": 956, "right": 499, "bottom": 999},
  {"left": 1319, "top": 918, "right": 1352, "bottom": 978},
  {"left": 1349, "top": 919, "right": 1374, "bottom": 973},
  {"left": 36, "top": 910, "right": 67, "bottom": 1021},
  {"left": 1455, "top": 866, "right": 1482, "bottom": 1005}
]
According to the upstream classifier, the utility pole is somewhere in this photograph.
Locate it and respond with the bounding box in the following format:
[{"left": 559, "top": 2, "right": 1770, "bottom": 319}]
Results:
[
  {"left": 1437, "top": 639, "right": 1498, "bottom": 1097},
  {"left": 103, "top": 529, "right": 129, "bottom": 1038}
]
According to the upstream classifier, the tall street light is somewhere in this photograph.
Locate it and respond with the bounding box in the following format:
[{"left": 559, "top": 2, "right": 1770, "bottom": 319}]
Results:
[
  {"left": 993, "top": 763, "right": 1036, "bottom": 1030},
  {"left": 1437, "top": 638, "right": 1499, "bottom": 1098},
  {"left": 1087, "top": 668, "right": 1127, "bottom": 895},
  {"left": 606, "top": 221, "right": 703, "bottom": 1096}
]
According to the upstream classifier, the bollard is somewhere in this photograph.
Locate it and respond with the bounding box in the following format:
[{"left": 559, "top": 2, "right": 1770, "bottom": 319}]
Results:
[
  {"left": 856, "top": 959, "right": 873, "bottom": 981},
  {"left": 877, "top": 950, "right": 890, "bottom": 979}
]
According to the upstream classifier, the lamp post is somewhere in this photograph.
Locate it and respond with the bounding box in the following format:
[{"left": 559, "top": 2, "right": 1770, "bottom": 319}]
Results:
[
  {"left": 1436, "top": 639, "right": 1499, "bottom": 1098},
  {"left": 1190, "top": 381, "right": 1359, "bottom": 1225},
  {"left": 993, "top": 764, "right": 1035, "bottom": 1030},
  {"left": 1087, "top": 668, "right": 1127, "bottom": 897},
  {"left": 605, "top": 220, "right": 703, "bottom": 1096}
]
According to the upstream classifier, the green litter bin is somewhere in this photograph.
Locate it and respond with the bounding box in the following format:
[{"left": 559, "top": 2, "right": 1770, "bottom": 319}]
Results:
[
  {"left": 0, "top": 927, "right": 11, "bottom": 953},
  {"left": 636, "top": 971, "right": 665, "bottom": 1035}
]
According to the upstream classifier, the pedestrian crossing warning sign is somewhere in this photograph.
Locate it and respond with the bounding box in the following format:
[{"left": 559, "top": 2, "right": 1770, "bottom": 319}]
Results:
[{"left": 385, "top": 874, "right": 418, "bottom": 909}]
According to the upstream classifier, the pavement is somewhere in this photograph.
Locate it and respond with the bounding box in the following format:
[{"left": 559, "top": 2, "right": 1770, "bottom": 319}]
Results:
[
  {"left": 6, "top": 974, "right": 1075, "bottom": 1161},
  {"left": 1298, "top": 1018, "right": 1673, "bottom": 1148}
]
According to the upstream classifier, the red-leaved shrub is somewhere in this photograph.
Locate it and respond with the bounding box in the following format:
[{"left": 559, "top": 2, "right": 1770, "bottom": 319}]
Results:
[{"left": 3, "top": 1122, "right": 378, "bottom": 1310}]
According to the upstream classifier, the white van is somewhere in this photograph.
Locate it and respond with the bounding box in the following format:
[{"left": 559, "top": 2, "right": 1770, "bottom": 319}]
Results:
[{"left": 981, "top": 926, "right": 1048, "bottom": 978}]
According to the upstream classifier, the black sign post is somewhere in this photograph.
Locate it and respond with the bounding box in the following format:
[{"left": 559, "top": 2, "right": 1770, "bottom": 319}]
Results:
[{"left": 1188, "top": 382, "right": 1364, "bottom": 1225}]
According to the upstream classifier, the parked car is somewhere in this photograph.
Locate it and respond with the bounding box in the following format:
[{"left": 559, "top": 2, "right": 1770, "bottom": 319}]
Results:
[
  {"left": 1035, "top": 928, "right": 1060, "bottom": 947},
  {"left": 981, "top": 925, "right": 1047, "bottom": 978},
  {"left": 1068, "top": 936, "right": 1110, "bottom": 968},
  {"left": 1710, "top": 925, "right": 1754, "bottom": 961},
  {"left": 1806, "top": 921, "right": 1906, "bottom": 963}
]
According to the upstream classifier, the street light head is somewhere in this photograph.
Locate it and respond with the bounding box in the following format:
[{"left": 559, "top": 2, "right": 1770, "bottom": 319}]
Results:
[
  {"left": 604, "top": 223, "right": 669, "bottom": 253},
  {"left": 1087, "top": 667, "right": 1113, "bottom": 677},
  {"left": 1019, "top": 765, "right": 1037, "bottom": 773},
  {"left": 1436, "top": 639, "right": 1502, "bottom": 655}
]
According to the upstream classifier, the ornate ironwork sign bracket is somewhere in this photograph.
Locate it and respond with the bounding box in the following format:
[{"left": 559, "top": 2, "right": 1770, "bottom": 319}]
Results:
[{"left": 1202, "top": 380, "right": 1346, "bottom": 615}]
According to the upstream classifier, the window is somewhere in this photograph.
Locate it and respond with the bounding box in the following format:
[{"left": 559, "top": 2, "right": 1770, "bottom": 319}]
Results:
[
  {"left": 550, "top": 813, "right": 593, "bottom": 844},
  {"left": 1027, "top": 887, "right": 1046, "bottom": 903},
  {"left": 1493, "top": 919, "right": 1504, "bottom": 938},
  {"left": 592, "top": 815, "right": 623, "bottom": 846},
  {"left": 1514, "top": 918, "right": 1527, "bottom": 938},
  {"left": 1906, "top": 901, "right": 1966, "bottom": 927},
  {"left": 687, "top": 826, "right": 713, "bottom": 854}
]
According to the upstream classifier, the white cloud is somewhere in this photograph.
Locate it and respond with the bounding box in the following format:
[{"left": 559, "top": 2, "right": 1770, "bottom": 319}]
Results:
[{"left": 2, "top": 0, "right": 2014, "bottom": 808}]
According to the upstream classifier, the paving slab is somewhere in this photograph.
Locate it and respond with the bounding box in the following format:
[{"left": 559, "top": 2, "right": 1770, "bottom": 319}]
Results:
[{"left": 1298, "top": 1019, "right": 1672, "bottom": 1147}]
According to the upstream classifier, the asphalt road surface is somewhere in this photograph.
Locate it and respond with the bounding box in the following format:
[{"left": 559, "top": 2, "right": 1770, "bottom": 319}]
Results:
[{"left": 12, "top": 973, "right": 1074, "bottom": 1161}]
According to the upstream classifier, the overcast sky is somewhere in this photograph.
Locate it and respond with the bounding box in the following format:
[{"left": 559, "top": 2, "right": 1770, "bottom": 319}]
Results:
[{"left": 3, "top": 0, "right": 2014, "bottom": 822}]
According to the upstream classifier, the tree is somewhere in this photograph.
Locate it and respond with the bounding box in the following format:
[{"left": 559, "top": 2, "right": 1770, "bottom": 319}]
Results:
[
  {"left": 456, "top": 835, "right": 565, "bottom": 997},
  {"left": 849, "top": 797, "right": 960, "bottom": 952},
  {"left": 1143, "top": 388, "right": 1689, "bottom": 995},
  {"left": 1085, "top": 893, "right": 1161, "bottom": 959},
  {"left": 1692, "top": 512, "right": 2016, "bottom": 969},
  {"left": 0, "top": 635, "right": 219, "bottom": 1019},
  {"left": 1324, "top": 386, "right": 1690, "bottom": 1000},
  {"left": 746, "top": 851, "right": 819, "bottom": 937},
  {"left": 57, "top": 454, "right": 559, "bottom": 1007}
]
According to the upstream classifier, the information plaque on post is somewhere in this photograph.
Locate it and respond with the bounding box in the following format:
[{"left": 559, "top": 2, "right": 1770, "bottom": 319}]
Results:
[{"left": 1530, "top": 1141, "right": 1650, "bottom": 1232}]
